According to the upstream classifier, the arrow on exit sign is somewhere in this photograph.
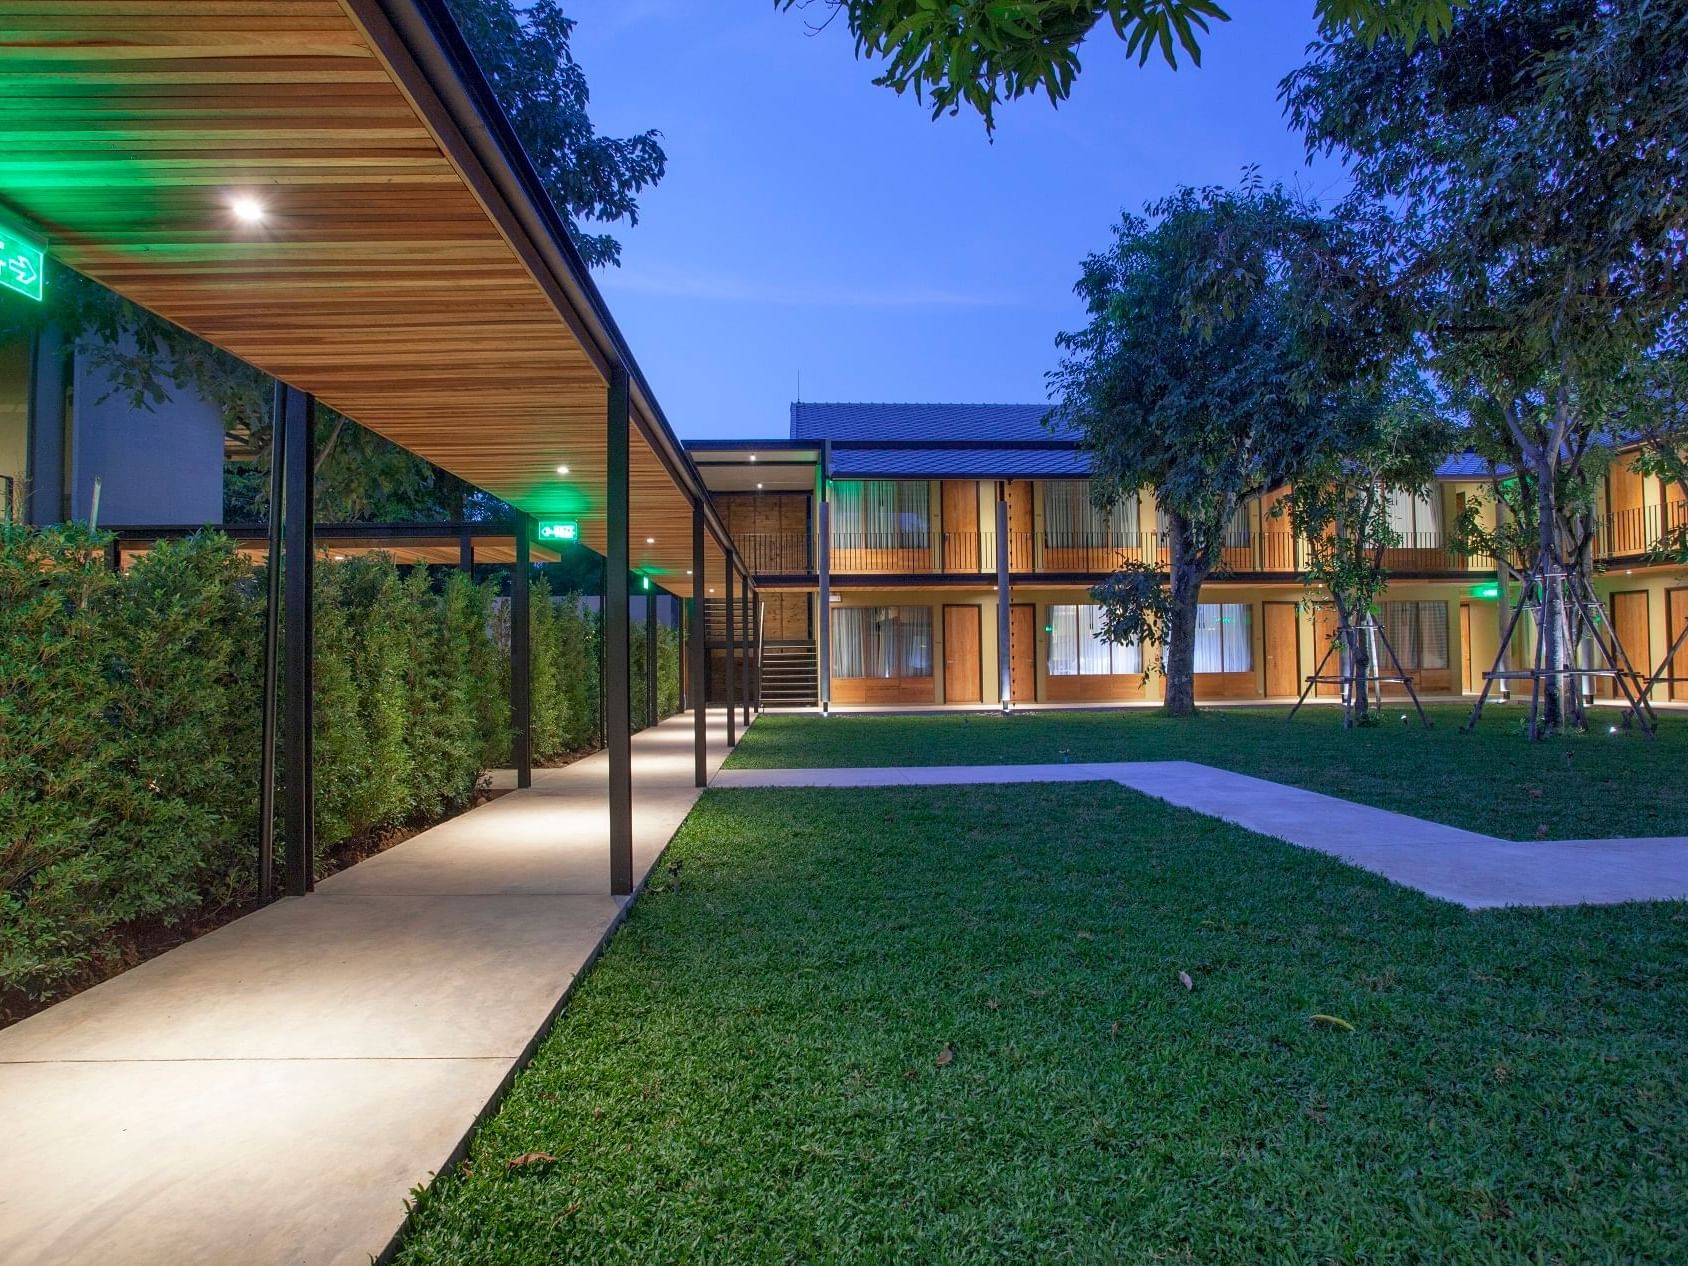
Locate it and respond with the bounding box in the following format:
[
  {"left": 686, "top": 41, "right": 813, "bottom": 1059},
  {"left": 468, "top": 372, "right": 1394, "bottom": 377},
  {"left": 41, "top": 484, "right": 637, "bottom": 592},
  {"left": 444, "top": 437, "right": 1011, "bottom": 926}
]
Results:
[{"left": 0, "top": 215, "right": 46, "bottom": 302}]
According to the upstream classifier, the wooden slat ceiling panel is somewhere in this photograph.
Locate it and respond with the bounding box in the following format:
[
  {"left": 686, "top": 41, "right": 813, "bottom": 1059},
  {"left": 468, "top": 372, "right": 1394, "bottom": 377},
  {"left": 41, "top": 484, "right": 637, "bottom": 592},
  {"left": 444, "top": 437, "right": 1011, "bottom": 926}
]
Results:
[{"left": 0, "top": 0, "right": 715, "bottom": 595}]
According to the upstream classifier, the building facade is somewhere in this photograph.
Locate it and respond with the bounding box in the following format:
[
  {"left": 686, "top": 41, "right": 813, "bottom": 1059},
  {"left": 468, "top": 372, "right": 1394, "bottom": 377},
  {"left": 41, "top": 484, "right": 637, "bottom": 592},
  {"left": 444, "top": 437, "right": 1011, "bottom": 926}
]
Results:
[{"left": 688, "top": 402, "right": 1688, "bottom": 710}]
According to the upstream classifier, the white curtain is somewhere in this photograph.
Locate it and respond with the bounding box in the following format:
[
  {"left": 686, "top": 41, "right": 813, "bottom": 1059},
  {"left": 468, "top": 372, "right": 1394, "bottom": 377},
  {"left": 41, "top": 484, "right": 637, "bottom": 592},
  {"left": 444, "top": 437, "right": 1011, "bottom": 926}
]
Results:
[
  {"left": 1386, "top": 490, "right": 1442, "bottom": 542},
  {"left": 1194, "top": 603, "right": 1252, "bottom": 672},
  {"left": 1044, "top": 482, "right": 1139, "bottom": 545},
  {"left": 831, "top": 481, "right": 930, "bottom": 548},
  {"left": 1048, "top": 604, "right": 1142, "bottom": 676},
  {"left": 831, "top": 605, "right": 932, "bottom": 678},
  {"left": 1384, "top": 601, "right": 1448, "bottom": 669}
]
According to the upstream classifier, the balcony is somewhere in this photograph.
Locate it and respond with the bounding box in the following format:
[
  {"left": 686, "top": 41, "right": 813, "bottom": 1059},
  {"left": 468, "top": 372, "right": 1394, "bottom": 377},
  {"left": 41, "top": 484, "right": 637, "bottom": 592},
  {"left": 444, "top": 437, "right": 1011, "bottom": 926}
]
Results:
[
  {"left": 735, "top": 531, "right": 811, "bottom": 574},
  {"left": 1598, "top": 502, "right": 1687, "bottom": 560}
]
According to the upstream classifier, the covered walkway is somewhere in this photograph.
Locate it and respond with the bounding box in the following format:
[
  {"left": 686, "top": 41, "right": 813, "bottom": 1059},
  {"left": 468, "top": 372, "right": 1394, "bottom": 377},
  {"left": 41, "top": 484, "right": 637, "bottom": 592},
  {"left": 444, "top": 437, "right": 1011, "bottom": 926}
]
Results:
[{"left": 0, "top": 711, "right": 741, "bottom": 1266}]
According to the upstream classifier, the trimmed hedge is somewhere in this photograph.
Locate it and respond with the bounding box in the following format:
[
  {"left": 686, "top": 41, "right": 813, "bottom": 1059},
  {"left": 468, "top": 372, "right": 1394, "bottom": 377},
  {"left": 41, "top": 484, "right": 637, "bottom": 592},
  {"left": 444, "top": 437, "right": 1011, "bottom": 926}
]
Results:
[{"left": 1, "top": 525, "right": 681, "bottom": 1005}]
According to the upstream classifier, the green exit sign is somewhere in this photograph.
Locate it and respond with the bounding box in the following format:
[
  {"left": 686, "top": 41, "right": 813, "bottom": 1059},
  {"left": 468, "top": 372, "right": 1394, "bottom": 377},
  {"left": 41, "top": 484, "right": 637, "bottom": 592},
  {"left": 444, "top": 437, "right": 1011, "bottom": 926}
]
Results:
[
  {"left": 0, "top": 214, "right": 45, "bottom": 302},
  {"left": 536, "top": 519, "right": 578, "bottom": 543}
]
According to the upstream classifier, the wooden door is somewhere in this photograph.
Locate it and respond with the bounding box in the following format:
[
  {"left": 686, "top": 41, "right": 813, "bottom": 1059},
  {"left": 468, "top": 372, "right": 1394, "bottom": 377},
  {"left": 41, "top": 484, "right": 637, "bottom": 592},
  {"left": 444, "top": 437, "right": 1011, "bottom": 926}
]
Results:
[
  {"left": 1006, "top": 482, "right": 1033, "bottom": 571},
  {"left": 1608, "top": 591, "right": 1650, "bottom": 698},
  {"left": 1669, "top": 588, "right": 1688, "bottom": 702},
  {"left": 1009, "top": 603, "right": 1037, "bottom": 704},
  {"left": 1460, "top": 603, "right": 1473, "bottom": 693},
  {"left": 1263, "top": 601, "right": 1300, "bottom": 697},
  {"left": 1312, "top": 605, "right": 1340, "bottom": 698},
  {"left": 942, "top": 481, "right": 980, "bottom": 573},
  {"left": 942, "top": 605, "right": 982, "bottom": 703}
]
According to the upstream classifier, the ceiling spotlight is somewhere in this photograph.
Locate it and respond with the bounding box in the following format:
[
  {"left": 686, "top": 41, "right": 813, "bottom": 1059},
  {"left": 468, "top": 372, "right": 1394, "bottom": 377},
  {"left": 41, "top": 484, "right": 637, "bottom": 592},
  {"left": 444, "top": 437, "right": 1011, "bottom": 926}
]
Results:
[
  {"left": 756, "top": 482, "right": 764, "bottom": 489},
  {"left": 749, "top": 454, "right": 757, "bottom": 462},
  {"left": 645, "top": 536, "right": 656, "bottom": 545},
  {"left": 230, "top": 195, "right": 266, "bottom": 225},
  {"left": 686, "top": 569, "right": 693, "bottom": 576},
  {"left": 555, "top": 464, "right": 570, "bottom": 476}
]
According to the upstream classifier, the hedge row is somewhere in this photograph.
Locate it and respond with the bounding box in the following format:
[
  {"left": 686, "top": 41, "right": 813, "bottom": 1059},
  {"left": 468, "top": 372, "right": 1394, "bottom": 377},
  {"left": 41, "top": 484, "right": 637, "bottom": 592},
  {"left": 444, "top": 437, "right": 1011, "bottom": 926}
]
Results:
[{"left": 0, "top": 525, "right": 681, "bottom": 1003}]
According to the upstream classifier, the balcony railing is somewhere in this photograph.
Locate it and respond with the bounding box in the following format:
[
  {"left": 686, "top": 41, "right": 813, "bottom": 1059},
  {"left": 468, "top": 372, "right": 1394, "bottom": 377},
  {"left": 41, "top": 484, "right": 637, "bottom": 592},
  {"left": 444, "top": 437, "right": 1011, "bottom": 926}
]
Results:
[
  {"left": 1598, "top": 502, "right": 1688, "bottom": 559},
  {"left": 735, "top": 531, "right": 810, "bottom": 574},
  {"left": 738, "top": 526, "right": 1499, "bottom": 578}
]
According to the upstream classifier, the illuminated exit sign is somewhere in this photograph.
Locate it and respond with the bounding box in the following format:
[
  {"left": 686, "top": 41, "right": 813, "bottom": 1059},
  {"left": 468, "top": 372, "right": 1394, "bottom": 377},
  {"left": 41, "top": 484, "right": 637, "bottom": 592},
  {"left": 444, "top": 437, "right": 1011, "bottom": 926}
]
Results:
[
  {"left": 536, "top": 519, "right": 578, "bottom": 543},
  {"left": 0, "top": 214, "right": 45, "bottom": 302}
]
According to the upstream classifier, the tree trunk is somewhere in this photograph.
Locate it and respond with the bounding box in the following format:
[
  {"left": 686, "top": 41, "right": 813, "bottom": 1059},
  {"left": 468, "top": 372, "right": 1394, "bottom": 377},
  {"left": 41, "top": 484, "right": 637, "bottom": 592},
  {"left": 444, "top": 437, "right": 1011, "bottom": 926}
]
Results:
[
  {"left": 1534, "top": 472, "right": 1566, "bottom": 733},
  {"left": 1332, "top": 593, "right": 1371, "bottom": 728},
  {"left": 1162, "top": 515, "right": 1207, "bottom": 717}
]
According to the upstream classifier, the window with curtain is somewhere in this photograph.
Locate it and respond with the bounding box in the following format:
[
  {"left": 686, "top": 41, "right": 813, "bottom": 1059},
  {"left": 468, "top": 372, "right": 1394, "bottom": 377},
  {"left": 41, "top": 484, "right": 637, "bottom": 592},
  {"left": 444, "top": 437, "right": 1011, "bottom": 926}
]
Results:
[
  {"left": 1154, "top": 503, "right": 1251, "bottom": 547},
  {"left": 1385, "top": 490, "right": 1443, "bottom": 543},
  {"left": 1048, "top": 604, "right": 1143, "bottom": 676},
  {"left": 830, "top": 605, "right": 933, "bottom": 678},
  {"left": 830, "top": 481, "right": 930, "bottom": 548},
  {"left": 1193, "top": 602, "right": 1253, "bottom": 672},
  {"left": 1383, "top": 601, "right": 1448, "bottom": 669},
  {"left": 1043, "top": 482, "right": 1140, "bottom": 546}
]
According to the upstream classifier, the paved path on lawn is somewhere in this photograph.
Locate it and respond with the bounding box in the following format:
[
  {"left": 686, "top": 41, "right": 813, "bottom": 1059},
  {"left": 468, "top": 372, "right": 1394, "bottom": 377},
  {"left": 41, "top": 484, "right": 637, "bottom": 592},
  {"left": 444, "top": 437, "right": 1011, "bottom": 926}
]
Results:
[
  {"left": 0, "top": 709, "right": 746, "bottom": 1266},
  {"left": 712, "top": 760, "right": 1688, "bottom": 910}
]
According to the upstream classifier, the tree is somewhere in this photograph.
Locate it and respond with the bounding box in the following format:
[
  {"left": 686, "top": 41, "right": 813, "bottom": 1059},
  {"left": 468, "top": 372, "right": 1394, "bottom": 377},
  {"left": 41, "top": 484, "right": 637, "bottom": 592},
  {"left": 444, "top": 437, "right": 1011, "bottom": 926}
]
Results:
[
  {"left": 2, "top": 1, "right": 665, "bottom": 521},
  {"left": 1277, "top": 365, "right": 1454, "bottom": 725},
  {"left": 1282, "top": 0, "right": 1688, "bottom": 733},
  {"left": 445, "top": 0, "right": 666, "bottom": 268},
  {"left": 1050, "top": 180, "right": 1398, "bottom": 715},
  {"left": 1620, "top": 343, "right": 1688, "bottom": 563},
  {"left": 777, "top": 0, "right": 1466, "bottom": 132}
]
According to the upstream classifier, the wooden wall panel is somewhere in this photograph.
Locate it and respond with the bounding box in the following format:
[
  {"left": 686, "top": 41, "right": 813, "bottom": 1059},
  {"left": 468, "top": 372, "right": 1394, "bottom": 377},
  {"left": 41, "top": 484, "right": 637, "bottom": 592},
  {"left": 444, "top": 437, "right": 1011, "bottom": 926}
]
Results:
[
  {"left": 832, "top": 677, "right": 935, "bottom": 705},
  {"left": 1046, "top": 674, "right": 1146, "bottom": 702},
  {"left": 1193, "top": 671, "right": 1259, "bottom": 701}
]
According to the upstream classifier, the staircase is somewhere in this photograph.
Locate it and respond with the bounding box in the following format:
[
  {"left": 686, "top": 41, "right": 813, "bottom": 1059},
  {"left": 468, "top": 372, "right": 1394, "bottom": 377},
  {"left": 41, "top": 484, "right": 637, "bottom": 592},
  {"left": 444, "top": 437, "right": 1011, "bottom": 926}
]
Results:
[{"left": 761, "top": 643, "right": 818, "bottom": 708}]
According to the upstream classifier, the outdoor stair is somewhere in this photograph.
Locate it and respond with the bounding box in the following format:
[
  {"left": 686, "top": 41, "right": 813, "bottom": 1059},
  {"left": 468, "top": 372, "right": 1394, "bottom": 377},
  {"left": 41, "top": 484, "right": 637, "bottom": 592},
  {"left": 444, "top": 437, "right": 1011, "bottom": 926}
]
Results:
[{"left": 760, "top": 643, "right": 818, "bottom": 707}]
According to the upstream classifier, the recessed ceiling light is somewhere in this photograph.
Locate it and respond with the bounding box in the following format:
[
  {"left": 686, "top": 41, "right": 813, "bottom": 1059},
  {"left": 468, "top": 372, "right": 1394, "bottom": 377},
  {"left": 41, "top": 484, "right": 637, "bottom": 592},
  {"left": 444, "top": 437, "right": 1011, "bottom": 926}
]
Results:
[
  {"left": 749, "top": 454, "right": 757, "bottom": 462},
  {"left": 230, "top": 195, "right": 265, "bottom": 225},
  {"left": 756, "top": 482, "right": 763, "bottom": 489},
  {"left": 555, "top": 464, "right": 570, "bottom": 476},
  {"left": 645, "top": 536, "right": 656, "bottom": 545},
  {"left": 686, "top": 569, "right": 693, "bottom": 576}
]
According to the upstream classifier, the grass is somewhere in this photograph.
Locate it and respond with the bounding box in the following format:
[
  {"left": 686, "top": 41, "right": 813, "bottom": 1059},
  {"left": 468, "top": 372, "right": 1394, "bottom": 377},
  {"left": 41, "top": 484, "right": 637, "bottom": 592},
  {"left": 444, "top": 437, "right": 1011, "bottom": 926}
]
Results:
[
  {"left": 395, "top": 785, "right": 1687, "bottom": 1264},
  {"left": 724, "top": 704, "right": 1688, "bottom": 841}
]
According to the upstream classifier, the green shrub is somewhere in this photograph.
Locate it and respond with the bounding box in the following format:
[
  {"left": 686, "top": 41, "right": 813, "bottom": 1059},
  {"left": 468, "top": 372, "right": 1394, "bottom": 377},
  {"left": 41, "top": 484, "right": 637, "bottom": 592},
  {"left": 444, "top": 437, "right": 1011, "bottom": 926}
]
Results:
[{"left": 1, "top": 526, "right": 258, "bottom": 994}]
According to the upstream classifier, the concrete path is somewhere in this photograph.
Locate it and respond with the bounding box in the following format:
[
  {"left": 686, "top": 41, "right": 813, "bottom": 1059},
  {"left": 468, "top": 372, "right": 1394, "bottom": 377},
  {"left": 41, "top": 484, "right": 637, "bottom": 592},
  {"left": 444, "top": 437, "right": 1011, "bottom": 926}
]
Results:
[
  {"left": 0, "top": 709, "right": 744, "bottom": 1266},
  {"left": 712, "top": 761, "right": 1688, "bottom": 909}
]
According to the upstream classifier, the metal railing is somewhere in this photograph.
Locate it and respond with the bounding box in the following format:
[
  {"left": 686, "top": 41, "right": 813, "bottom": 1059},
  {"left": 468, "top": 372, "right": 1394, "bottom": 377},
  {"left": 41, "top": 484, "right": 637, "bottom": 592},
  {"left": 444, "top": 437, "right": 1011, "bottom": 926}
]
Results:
[
  {"left": 1598, "top": 502, "right": 1687, "bottom": 559},
  {"left": 734, "top": 531, "right": 810, "bottom": 574}
]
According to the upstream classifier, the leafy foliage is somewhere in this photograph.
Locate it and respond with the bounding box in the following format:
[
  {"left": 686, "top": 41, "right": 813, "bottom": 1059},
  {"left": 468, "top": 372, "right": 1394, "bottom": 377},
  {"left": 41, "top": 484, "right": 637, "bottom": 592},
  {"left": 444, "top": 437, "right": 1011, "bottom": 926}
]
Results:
[
  {"left": 1049, "top": 180, "right": 1401, "bottom": 714},
  {"left": 778, "top": 0, "right": 1466, "bottom": 132},
  {"left": 445, "top": 0, "right": 666, "bottom": 268},
  {"left": 1282, "top": 0, "right": 1688, "bottom": 732},
  {"left": 1276, "top": 365, "right": 1455, "bottom": 724},
  {"left": 2, "top": 528, "right": 680, "bottom": 1005}
]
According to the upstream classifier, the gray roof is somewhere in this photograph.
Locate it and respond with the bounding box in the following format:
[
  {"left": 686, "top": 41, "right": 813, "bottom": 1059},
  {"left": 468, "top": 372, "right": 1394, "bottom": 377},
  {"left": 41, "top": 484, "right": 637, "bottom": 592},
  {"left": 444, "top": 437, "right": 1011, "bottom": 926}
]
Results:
[
  {"left": 830, "top": 446, "right": 1091, "bottom": 479},
  {"left": 791, "top": 401, "right": 1079, "bottom": 443},
  {"left": 1436, "top": 451, "right": 1509, "bottom": 479}
]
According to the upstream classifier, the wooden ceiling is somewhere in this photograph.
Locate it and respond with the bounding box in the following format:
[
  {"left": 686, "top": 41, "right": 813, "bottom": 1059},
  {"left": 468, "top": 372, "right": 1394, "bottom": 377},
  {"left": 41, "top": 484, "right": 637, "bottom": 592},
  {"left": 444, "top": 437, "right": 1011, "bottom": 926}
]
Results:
[{"left": 0, "top": 0, "right": 722, "bottom": 595}]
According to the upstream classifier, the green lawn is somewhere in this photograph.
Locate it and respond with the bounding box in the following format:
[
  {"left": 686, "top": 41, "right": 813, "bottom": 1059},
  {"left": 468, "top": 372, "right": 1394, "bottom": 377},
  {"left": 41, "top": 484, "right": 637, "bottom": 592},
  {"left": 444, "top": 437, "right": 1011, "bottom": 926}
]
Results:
[
  {"left": 726, "top": 704, "right": 1688, "bottom": 840},
  {"left": 395, "top": 785, "right": 1687, "bottom": 1265}
]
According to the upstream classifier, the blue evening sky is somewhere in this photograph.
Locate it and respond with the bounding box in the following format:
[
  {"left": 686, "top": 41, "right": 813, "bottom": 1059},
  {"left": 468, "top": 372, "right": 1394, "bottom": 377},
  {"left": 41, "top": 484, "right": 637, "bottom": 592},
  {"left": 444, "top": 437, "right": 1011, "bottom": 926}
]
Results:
[{"left": 565, "top": 1, "right": 1345, "bottom": 441}]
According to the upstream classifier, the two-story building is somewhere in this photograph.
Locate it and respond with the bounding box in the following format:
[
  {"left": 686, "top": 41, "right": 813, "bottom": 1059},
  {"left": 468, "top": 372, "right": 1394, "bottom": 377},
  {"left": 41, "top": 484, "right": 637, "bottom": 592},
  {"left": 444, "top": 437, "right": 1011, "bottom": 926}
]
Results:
[{"left": 689, "top": 402, "right": 1688, "bottom": 711}]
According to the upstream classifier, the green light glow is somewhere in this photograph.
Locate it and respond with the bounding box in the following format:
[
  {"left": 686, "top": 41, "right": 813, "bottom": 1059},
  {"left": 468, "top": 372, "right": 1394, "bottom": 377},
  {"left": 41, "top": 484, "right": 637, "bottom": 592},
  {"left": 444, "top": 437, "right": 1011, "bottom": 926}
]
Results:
[
  {"left": 536, "top": 519, "right": 578, "bottom": 543},
  {"left": 0, "top": 213, "right": 45, "bottom": 302},
  {"left": 1468, "top": 582, "right": 1500, "bottom": 599}
]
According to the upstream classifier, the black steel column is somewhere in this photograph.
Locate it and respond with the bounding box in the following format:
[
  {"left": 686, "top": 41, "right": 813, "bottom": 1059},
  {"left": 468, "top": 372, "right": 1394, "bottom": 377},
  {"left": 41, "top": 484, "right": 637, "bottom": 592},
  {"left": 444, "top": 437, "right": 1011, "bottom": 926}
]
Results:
[
  {"left": 606, "top": 368, "right": 633, "bottom": 896},
  {"left": 24, "top": 323, "right": 67, "bottom": 525},
  {"left": 996, "top": 483, "right": 1012, "bottom": 712},
  {"left": 257, "top": 381, "right": 287, "bottom": 903},
  {"left": 725, "top": 558, "right": 737, "bottom": 748},
  {"left": 645, "top": 584, "right": 658, "bottom": 728},
  {"left": 754, "top": 592, "right": 764, "bottom": 713},
  {"left": 458, "top": 527, "right": 474, "bottom": 575},
  {"left": 817, "top": 500, "right": 831, "bottom": 715},
  {"left": 692, "top": 501, "right": 708, "bottom": 787},
  {"left": 511, "top": 512, "right": 532, "bottom": 790},
  {"left": 280, "top": 384, "right": 315, "bottom": 896}
]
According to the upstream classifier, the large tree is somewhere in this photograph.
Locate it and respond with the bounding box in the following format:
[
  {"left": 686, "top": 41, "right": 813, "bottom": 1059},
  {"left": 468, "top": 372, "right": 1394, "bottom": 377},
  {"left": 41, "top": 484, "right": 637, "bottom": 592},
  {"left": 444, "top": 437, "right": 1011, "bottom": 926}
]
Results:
[
  {"left": 778, "top": 0, "right": 1465, "bottom": 131},
  {"left": 1050, "top": 180, "right": 1399, "bottom": 715},
  {"left": 4, "top": 1, "right": 665, "bottom": 522},
  {"left": 1282, "top": 0, "right": 1688, "bottom": 732}
]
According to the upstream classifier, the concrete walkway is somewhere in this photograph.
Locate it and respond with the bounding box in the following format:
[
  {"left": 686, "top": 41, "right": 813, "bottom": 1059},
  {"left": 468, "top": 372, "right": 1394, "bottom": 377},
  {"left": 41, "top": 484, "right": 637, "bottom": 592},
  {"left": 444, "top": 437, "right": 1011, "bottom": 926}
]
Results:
[
  {"left": 712, "top": 761, "right": 1688, "bottom": 909},
  {"left": 0, "top": 709, "right": 745, "bottom": 1266}
]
